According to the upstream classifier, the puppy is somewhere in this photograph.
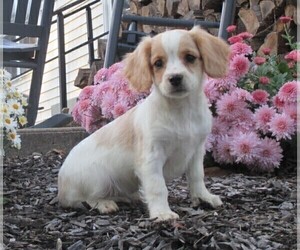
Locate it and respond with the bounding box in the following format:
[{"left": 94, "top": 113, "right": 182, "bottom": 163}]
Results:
[{"left": 58, "top": 26, "right": 230, "bottom": 221}]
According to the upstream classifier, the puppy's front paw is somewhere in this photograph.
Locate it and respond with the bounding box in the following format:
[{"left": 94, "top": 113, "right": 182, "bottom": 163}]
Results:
[
  {"left": 151, "top": 211, "right": 179, "bottom": 222},
  {"left": 88, "top": 200, "right": 119, "bottom": 214},
  {"left": 192, "top": 194, "right": 222, "bottom": 208}
]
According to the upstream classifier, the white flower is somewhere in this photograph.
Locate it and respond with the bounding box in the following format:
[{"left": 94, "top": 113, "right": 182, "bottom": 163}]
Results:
[
  {"left": 7, "top": 130, "right": 21, "bottom": 149},
  {"left": 7, "top": 99, "right": 24, "bottom": 115},
  {"left": 0, "top": 68, "right": 27, "bottom": 150},
  {"left": 3, "top": 115, "right": 18, "bottom": 130}
]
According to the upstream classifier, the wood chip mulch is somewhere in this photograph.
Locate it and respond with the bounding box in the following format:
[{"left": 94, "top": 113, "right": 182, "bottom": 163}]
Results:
[{"left": 3, "top": 150, "right": 297, "bottom": 250}]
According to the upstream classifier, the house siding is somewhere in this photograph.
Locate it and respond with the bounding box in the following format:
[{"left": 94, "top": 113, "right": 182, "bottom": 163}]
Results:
[{"left": 12, "top": 0, "right": 104, "bottom": 124}]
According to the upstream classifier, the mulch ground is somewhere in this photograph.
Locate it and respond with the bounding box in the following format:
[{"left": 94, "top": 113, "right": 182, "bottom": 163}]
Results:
[{"left": 3, "top": 150, "right": 297, "bottom": 250}]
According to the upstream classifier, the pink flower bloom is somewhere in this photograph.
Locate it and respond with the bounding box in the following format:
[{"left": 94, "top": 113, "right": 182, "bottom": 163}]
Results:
[
  {"left": 230, "top": 88, "right": 253, "bottom": 102},
  {"left": 72, "top": 102, "right": 82, "bottom": 124},
  {"left": 228, "top": 35, "right": 243, "bottom": 44},
  {"left": 230, "top": 42, "right": 253, "bottom": 58},
  {"left": 230, "top": 132, "right": 260, "bottom": 164},
  {"left": 112, "top": 101, "right": 129, "bottom": 118},
  {"left": 233, "top": 109, "right": 254, "bottom": 133},
  {"left": 269, "top": 113, "right": 295, "bottom": 140},
  {"left": 94, "top": 67, "right": 108, "bottom": 83},
  {"left": 257, "top": 138, "right": 283, "bottom": 171},
  {"left": 284, "top": 50, "right": 300, "bottom": 62},
  {"left": 78, "top": 85, "right": 95, "bottom": 100},
  {"left": 279, "top": 16, "right": 292, "bottom": 24},
  {"left": 230, "top": 55, "right": 250, "bottom": 78},
  {"left": 259, "top": 76, "right": 270, "bottom": 85},
  {"left": 211, "top": 117, "right": 230, "bottom": 136},
  {"left": 204, "top": 75, "right": 238, "bottom": 102},
  {"left": 262, "top": 48, "right": 271, "bottom": 55},
  {"left": 78, "top": 99, "right": 91, "bottom": 112},
  {"left": 254, "top": 105, "right": 276, "bottom": 133},
  {"left": 273, "top": 95, "right": 285, "bottom": 110},
  {"left": 252, "top": 89, "right": 269, "bottom": 104},
  {"left": 237, "top": 32, "right": 254, "bottom": 39},
  {"left": 283, "top": 104, "right": 297, "bottom": 122},
  {"left": 216, "top": 93, "right": 247, "bottom": 120},
  {"left": 226, "top": 25, "right": 237, "bottom": 33},
  {"left": 253, "top": 56, "right": 266, "bottom": 65},
  {"left": 213, "top": 136, "right": 235, "bottom": 164},
  {"left": 277, "top": 81, "right": 298, "bottom": 103}
]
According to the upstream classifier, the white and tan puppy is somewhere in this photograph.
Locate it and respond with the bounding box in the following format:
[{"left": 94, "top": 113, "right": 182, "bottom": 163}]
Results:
[{"left": 58, "top": 26, "right": 230, "bottom": 221}]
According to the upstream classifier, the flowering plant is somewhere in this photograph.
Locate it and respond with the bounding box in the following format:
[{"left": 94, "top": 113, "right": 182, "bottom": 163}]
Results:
[
  {"left": 1, "top": 69, "right": 28, "bottom": 150},
  {"left": 72, "top": 62, "right": 148, "bottom": 133},
  {"left": 205, "top": 20, "right": 298, "bottom": 172},
  {"left": 73, "top": 18, "right": 298, "bottom": 172}
]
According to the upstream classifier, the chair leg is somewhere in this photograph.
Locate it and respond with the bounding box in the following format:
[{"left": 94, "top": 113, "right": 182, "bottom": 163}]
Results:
[
  {"left": 26, "top": 67, "right": 44, "bottom": 127},
  {"left": 104, "top": 0, "right": 125, "bottom": 68},
  {"left": 218, "top": 0, "right": 236, "bottom": 40}
]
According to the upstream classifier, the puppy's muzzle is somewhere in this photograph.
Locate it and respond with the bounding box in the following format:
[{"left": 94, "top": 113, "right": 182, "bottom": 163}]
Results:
[{"left": 169, "top": 74, "right": 183, "bottom": 87}]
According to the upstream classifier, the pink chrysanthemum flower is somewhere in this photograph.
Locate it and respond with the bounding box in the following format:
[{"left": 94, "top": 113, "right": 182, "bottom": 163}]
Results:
[
  {"left": 279, "top": 16, "right": 292, "bottom": 23},
  {"left": 254, "top": 105, "right": 276, "bottom": 133},
  {"left": 205, "top": 75, "right": 237, "bottom": 100},
  {"left": 230, "top": 54, "right": 250, "bottom": 78},
  {"left": 269, "top": 113, "right": 295, "bottom": 140},
  {"left": 204, "top": 82, "right": 220, "bottom": 103},
  {"left": 230, "top": 132, "right": 260, "bottom": 164},
  {"left": 216, "top": 93, "right": 247, "bottom": 120},
  {"left": 106, "top": 62, "right": 124, "bottom": 79},
  {"left": 272, "top": 95, "right": 285, "bottom": 110},
  {"left": 284, "top": 50, "right": 300, "bottom": 62},
  {"left": 277, "top": 80, "right": 298, "bottom": 103},
  {"left": 230, "top": 42, "right": 253, "bottom": 58},
  {"left": 253, "top": 56, "right": 266, "bottom": 65},
  {"left": 237, "top": 32, "right": 254, "bottom": 39},
  {"left": 205, "top": 134, "right": 214, "bottom": 152},
  {"left": 72, "top": 102, "right": 82, "bottom": 124},
  {"left": 232, "top": 109, "right": 254, "bottom": 133},
  {"left": 112, "top": 101, "right": 129, "bottom": 118},
  {"left": 78, "top": 85, "right": 95, "bottom": 100},
  {"left": 213, "top": 136, "right": 235, "bottom": 164},
  {"left": 262, "top": 48, "right": 271, "bottom": 55},
  {"left": 257, "top": 138, "right": 283, "bottom": 171},
  {"left": 252, "top": 89, "right": 269, "bottom": 104},
  {"left": 259, "top": 76, "right": 270, "bottom": 85},
  {"left": 78, "top": 99, "right": 91, "bottom": 112},
  {"left": 230, "top": 88, "right": 253, "bottom": 102},
  {"left": 94, "top": 67, "right": 108, "bottom": 83},
  {"left": 283, "top": 104, "right": 297, "bottom": 122},
  {"left": 211, "top": 117, "right": 230, "bottom": 136},
  {"left": 226, "top": 25, "right": 237, "bottom": 33},
  {"left": 228, "top": 35, "right": 243, "bottom": 44}
]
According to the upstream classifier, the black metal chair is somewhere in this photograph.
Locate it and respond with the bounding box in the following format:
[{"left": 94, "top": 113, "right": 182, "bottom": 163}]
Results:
[
  {"left": 104, "top": 0, "right": 236, "bottom": 68},
  {"left": 1, "top": 0, "right": 55, "bottom": 126}
]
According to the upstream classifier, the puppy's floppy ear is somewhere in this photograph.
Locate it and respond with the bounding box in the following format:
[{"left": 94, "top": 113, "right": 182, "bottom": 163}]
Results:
[
  {"left": 189, "top": 26, "right": 230, "bottom": 78},
  {"left": 123, "top": 37, "right": 153, "bottom": 92}
]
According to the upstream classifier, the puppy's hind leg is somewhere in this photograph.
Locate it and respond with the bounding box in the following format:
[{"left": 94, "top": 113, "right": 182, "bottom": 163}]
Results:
[{"left": 87, "top": 199, "right": 119, "bottom": 214}]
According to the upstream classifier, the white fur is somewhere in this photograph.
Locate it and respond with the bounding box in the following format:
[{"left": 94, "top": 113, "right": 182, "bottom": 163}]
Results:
[{"left": 58, "top": 27, "right": 229, "bottom": 221}]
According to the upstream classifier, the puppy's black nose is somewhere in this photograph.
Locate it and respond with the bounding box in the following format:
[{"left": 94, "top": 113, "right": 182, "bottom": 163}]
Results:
[{"left": 169, "top": 74, "right": 183, "bottom": 87}]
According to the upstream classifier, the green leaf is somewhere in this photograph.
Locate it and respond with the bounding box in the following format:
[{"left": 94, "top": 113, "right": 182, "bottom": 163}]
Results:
[{"left": 277, "top": 62, "right": 290, "bottom": 74}]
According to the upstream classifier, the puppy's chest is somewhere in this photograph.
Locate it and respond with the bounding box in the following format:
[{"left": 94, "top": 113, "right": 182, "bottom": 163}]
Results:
[{"left": 157, "top": 122, "right": 204, "bottom": 180}]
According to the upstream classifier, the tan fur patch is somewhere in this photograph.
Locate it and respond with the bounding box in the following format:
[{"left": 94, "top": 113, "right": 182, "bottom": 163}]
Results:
[
  {"left": 94, "top": 107, "right": 137, "bottom": 150},
  {"left": 150, "top": 36, "right": 168, "bottom": 85},
  {"left": 178, "top": 36, "right": 201, "bottom": 73}
]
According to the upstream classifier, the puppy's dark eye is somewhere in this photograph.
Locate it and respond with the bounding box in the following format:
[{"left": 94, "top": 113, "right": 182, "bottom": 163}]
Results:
[
  {"left": 185, "top": 54, "right": 196, "bottom": 63},
  {"left": 154, "top": 59, "right": 163, "bottom": 68}
]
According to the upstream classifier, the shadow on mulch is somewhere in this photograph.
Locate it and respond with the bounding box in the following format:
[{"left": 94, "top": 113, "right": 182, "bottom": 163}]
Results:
[{"left": 3, "top": 150, "right": 297, "bottom": 250}]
